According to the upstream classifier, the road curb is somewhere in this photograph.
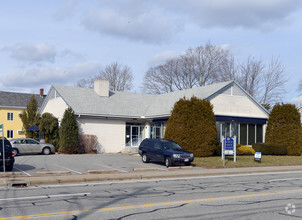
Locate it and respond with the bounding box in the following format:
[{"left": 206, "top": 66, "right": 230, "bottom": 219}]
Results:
[
  {"left": 0, "top": 172, "right": 22, "bottom": 176},
  {"left": 133, "top": 168, "right": 158, "bottom": 172},
  {"left": 36, "top": 171, "right": 71, "bottom": 175},
  {"left": 168, "top": 166, "right": 193, "bottom": 170},
  {"left": 88, "top": 169, "right": 117, "bottom": 174},
  {"left": 1, "top": 165, "right": 302, "bottom": 187}
]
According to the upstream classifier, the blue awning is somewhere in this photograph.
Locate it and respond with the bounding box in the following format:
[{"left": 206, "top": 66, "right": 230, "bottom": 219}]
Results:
[{"left": 216, "top": 116, "right": 267, "bottom": 124}]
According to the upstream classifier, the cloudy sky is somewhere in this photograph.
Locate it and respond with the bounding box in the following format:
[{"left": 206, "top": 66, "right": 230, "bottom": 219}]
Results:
[{"left": 1, "top": 0, "right": 302, "bottom": 104}]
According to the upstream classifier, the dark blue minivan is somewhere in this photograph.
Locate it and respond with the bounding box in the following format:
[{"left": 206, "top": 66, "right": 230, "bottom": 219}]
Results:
[{"left": 138, "top": 139, "right": 194, "bottom": 167}]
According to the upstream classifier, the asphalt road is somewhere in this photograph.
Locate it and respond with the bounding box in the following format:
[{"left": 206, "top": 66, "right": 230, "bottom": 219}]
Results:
[
  {"left": 0, "top": 171, "right": 301, "bottom": 219},
  {"left": 13, "top": 153, "right": 189, "bottom": 176}
]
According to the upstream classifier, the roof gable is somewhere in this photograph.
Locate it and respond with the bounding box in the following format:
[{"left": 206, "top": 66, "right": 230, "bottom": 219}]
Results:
[{"left": 207, "top": 81, "right": 269, "bottom": 115}]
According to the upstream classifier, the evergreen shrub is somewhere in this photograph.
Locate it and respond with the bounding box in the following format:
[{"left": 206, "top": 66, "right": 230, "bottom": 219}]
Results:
[
  {"left": 265, "top": 103, "right": 302, "bottom": 156},
  {"left": 39, "top": 113, "right": 59, "bottom": 151},
  {"left": 59, "top": 108, "right": 80, "bottom": 154},
  {"left": 20, "top": 95, "right": 40, "bottom": 139},
  {"left": 164, "top": 96, "right": 217, "bottom": 157},
  {"left": 252, "top": 143, "right": 288, "bottom": 155}
]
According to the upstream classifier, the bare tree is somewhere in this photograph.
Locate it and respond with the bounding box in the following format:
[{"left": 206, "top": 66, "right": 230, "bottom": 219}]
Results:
[
  {"left": 237, "top": 57, "right": 264, "bottom": 98},
  {"left": 142, "top": 42, "right": 230, "bottom": 93},
  {"left": 298, "top": 80, "right": 302, "bottom": 93},
  {"left": 97, "top": 62, "right": 133, "bottom": 91},
  {"left": 76, "top": 62, "right": 134, "bottom": 91},
  {"left": 221, "top": 56, "right": 286, "bottom": 107},
  {"left": 75, "top": 78, "right": 94, "bottom": 88},
  {"left": 259, "top": 57, "right": 286, "bottom": 105},
  {"left": 142, "top": 59, "right": 177, "bottom": 94},
  {"left": 142, "top": 43, "right": 287, "bottom": 107},
  {"left": 188, "top": 43, "right": 230, "bottom": 86},
  {"left": 177, "top": 55, "right": 198, "bottom": 89},
  {"left": 217, "top": 54, "right": 238, "bottom": 82}
]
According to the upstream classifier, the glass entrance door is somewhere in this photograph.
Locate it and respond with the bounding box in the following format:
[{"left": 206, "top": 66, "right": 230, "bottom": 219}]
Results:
[
  {"left": 131, "top": 126, "right": 140, "bottom": 147},
  {"left": 126, "top": 124, "right": 144, "bottom": 147}
]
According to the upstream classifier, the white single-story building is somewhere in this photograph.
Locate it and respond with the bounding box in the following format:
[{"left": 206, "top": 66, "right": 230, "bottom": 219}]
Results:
[{"left": 40, "top": 79, "right": 269, "bottom": 153}]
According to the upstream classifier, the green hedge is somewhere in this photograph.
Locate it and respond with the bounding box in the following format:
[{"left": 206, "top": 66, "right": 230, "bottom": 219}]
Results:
[{"left": 252, "top": 143, "right": 288, "bottom": 155}]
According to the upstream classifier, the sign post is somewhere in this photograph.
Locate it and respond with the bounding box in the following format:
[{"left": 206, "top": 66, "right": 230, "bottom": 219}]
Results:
[
  {"left": 222, "top": 136, "right": 236, "bottom": 167},
  {"left": 0, "top": 124, "right": 5, "bottom": 176}
]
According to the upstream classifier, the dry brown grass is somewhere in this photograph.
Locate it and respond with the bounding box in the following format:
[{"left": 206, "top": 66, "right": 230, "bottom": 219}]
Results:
[{"left": 193, "top": 155, "right": 302, "bottom": 168}]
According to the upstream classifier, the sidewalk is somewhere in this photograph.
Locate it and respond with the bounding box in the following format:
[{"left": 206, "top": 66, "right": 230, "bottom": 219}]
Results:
[{"left": 1, "top": 165, "right": 302, "bottom": 187}]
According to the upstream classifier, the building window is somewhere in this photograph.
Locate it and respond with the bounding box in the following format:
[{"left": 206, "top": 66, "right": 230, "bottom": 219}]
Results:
[
  {"left": 256, "top": 124, "right": 263, "bottom": 143},
  {"left": 239, "top": 123, "right": 247, "bottom": 145},
  {"left": 18, "top": 130, "right": 24, "bottom": 135},
  {"left": 7, "top": 112, "right": 14, "bottom": 121},
  {"left": 217, "top": 121, "right": 264, "bottom": 145},
  {"left": 216, "top": 122, "right": 221, "bottom": 143},
  {"left": 248, "top": 124, "right": 256, "bottom": 145},
  {"left": 7, "top": 130, "right": 13, "bottom": 138},
  {"left": 150, "top": 122, "right": 167, "bottom": 139}
]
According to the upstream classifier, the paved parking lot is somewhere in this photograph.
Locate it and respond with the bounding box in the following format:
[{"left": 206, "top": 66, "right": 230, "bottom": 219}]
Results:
[{"left": 12, "top": 153, "right": 201, "bottom": 176}]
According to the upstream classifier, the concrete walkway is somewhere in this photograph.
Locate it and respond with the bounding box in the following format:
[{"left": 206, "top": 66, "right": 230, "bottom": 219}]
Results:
[{"left": 1, "top": 165, "right": 302, "bottom": 187}]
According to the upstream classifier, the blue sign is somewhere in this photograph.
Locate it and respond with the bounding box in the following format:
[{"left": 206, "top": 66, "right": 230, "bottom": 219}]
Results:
[
  {"left": 224, "top": 137, "right": 234, "bottom": 151},
  {"left": 222, "top": 136, "right": 236, "bottom": 164}
]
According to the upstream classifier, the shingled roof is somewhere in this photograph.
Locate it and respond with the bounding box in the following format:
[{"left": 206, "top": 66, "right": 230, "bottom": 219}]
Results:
[
  {"left": 0, "top": 91, "right": 45, "bottom": 109},
  {"left": 43, "top": 80, "right": 262, "bottom": 119}
]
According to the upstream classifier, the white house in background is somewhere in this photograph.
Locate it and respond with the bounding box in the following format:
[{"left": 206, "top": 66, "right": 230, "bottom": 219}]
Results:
[{"left": 39, "top": 79, "right": 269, "bottom": 153}]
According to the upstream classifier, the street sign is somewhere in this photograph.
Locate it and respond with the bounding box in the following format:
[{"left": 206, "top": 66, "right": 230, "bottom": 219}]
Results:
[
  {"left": 222, "top": 136, "right": 236, "bottom": 167},
  {"left": 224, "top": 137, "right": 234, "bottom": 155}
]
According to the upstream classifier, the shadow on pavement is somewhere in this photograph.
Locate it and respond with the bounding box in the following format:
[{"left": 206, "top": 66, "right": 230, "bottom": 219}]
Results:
[{"left": 12, "top": 164, "right": 35, "bottom": 171}]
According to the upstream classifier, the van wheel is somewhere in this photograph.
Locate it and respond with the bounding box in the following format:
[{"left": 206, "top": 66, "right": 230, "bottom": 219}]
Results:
[
  {"left": 142, "top": 153, "right": 149, "bottom": 163},
  {"left": 165, "top": 157, "right": 172, "bottom": 167}
]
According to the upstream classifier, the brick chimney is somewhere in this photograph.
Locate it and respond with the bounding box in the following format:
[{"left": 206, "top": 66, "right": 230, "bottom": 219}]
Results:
[
  {"left": 40, "top": 88, "right": 44, "bottom": 97},
  {"left": 94, "top": 79, "right": 109, "bottom": 97}
]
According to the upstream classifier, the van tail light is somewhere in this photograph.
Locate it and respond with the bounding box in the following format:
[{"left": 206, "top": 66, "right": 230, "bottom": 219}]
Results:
[{"left": 12, "top": 151, "right": 15, "bottom": 157}]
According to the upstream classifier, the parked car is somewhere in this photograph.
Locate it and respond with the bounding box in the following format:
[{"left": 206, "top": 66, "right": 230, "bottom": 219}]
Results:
[
  {"left": 138, "top": 138, "right": 194, "bottom": 167},
  {"left": 0, "top": 138, "right": 15, "bottom": 171},
  {"left": 10, "top": 138, "right": 55, "bottom": 156}
]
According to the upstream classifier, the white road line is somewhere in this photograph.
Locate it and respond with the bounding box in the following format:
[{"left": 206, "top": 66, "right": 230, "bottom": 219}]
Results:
[
  {"left": 94, "top": 163, "right": 127, "bottom": 172},
  {"left": 54, "top": 164, "right": 82, "bottom": 174},
  {"left": 0, "top": 193, "right": 90, "bottom": 201},
  {"left": 130, "top": 161, "right": 167, "bottom": 171},
  {"left": 13, "top": 166, "right": 31, "bottom": 176}
]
